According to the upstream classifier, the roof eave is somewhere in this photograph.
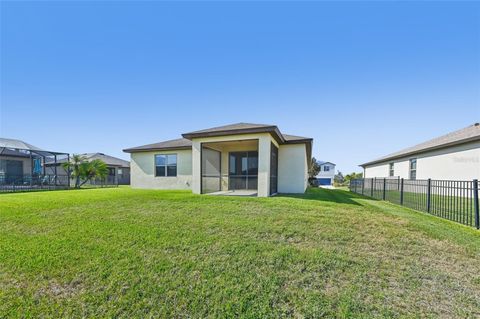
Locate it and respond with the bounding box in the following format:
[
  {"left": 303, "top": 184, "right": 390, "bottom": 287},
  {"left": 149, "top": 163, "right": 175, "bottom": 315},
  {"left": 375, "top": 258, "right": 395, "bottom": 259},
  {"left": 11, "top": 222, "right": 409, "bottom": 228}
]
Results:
[
  {"left": 320, "top": 161, "right": 336, "bottom": 166},
  {"left": 181, "top": 126, "right": 286, "bottom": 144},
  {"left": 284, "top": 138, "right": 313, "bottom": 144},
  {"left": 123, "top": 146, "right": 192, "bottom": 153},
  {"left": 360, "top": 136, "right": 480, "bottom": 167}
]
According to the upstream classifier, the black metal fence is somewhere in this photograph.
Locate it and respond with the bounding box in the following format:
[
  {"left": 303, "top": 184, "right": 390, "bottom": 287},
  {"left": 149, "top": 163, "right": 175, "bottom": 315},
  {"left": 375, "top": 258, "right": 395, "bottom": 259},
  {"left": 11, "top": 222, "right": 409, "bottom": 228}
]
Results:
[
  {"left": 0, "top": 174, "right": 119, "bottom": 193},
  {"left": 0, "top": 174, "right": 70, "bottom": 192},
  {"left": 82, "top": 176, "right": 119, "bottom": 188},
  {"left": 349, "top": 178, "right": 480, "bottom": 229}
]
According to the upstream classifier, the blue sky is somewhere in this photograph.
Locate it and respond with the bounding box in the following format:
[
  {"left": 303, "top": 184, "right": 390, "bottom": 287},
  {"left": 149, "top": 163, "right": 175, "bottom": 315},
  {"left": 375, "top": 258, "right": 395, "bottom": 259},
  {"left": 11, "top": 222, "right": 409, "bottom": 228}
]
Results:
[{"left": 1, "top": 1, "right": 479, "bottom": 173}]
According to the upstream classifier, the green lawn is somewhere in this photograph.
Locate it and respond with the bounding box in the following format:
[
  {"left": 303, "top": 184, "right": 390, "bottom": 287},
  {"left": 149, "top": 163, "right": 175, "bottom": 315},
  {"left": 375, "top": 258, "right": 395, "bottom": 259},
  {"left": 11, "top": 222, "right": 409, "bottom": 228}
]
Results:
[{"left": 1, "top": 188, "right": 479, "bottom": 318}]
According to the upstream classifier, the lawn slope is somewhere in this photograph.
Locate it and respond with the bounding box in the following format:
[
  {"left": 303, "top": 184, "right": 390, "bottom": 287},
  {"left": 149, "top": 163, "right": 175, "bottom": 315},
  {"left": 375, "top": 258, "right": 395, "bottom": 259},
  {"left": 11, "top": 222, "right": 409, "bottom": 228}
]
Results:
[{"left": 0, "top": 188, "right": 479, "bottom": 318}]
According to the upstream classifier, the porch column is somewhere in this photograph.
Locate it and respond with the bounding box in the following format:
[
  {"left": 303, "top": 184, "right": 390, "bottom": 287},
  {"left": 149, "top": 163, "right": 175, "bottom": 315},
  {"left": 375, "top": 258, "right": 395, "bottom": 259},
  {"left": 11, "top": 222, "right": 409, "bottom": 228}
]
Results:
[
  {"left": 257, "top": 135, "right": 271, "bottom": 197},
  {"left": 191, "top": 141, "right": 201, "bottom": 194}
]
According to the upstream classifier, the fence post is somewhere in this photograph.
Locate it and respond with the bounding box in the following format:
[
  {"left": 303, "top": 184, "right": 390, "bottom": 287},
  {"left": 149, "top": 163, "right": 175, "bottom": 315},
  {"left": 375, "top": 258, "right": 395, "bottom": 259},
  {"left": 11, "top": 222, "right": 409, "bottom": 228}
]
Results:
[
  {"left": 361, "top": 178, "right": 365, "bottom": 195},
  {"left": 372, "top": 178, "right": 375, "bottom": 197},
  {"left": 427, "top": 178, "right": 431, "bottom": 213},
  {"left": 474, "top": 179, "right": 479, "bottom": 229},
  {"left": 400, "top": 178, "right": 404, "bottom": 205},
  {"left": 383, "top": 178, "right": 386, "bottom": 200}
]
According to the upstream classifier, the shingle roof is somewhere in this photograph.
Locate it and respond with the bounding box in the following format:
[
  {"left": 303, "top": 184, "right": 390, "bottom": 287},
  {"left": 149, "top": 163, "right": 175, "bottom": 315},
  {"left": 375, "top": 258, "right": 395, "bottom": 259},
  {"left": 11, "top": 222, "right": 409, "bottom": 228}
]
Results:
[
  {"left": 318, "top": 161, "right": 336, "bottom": 166},
  {"left": 361, "top": 123, "right": 480, "bottom": 167},
  {"left": 123, "top": 138, "right": 192, "bottom": 153},
  {"left": 183, "top": 123, "right": 275, "bottom": 134},
  {"left": 83, "top": 153, "right": 130, "bottom": 167},
  {"left": 49, "top": 153, "right": 130, "bottom": 167},
  {"left": 282, "top": 134, "right": 313, "bottom": 143},
  {"left": 124, "top": 123, "right": 312, "bottom": 155},
  {"left": 182, "top": 122, "right": 283, "bottom": 142}
]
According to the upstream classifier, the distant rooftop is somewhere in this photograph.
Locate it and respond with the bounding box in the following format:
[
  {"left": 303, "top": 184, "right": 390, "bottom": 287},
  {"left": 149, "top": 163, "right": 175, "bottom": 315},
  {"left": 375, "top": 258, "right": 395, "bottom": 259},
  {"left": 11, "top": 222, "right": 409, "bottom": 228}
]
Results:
[
  {"left": 51, "top": 152, "right": 130, "bottom": 167},
  {"left": 82, "top": 153, "right": 130, "bottom": 167},
  {"left": 361, "top": 123, "right": 480, "bottom": 167},
  {"left": 318, "top": 161, "right": 336, "bottom": 166}
]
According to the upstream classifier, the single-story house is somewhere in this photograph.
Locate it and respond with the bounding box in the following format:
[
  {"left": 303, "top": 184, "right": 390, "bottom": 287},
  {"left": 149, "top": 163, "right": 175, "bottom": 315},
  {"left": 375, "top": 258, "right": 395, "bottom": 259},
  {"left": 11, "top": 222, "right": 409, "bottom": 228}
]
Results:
[
  {"left": 315, "top": 161, "right": 336, "bottom": 185},
  {"left": 0, "top": 137, "right": 69, "bottom": 187},
  {"left": 360, "top": 123, "right": 480, "bottom": 180},
  {"left": 123, "top": 123, "right": 313, "bottom": 197},
  {"left": 50, "top": 153, "right": 131, "bottom": 185}
]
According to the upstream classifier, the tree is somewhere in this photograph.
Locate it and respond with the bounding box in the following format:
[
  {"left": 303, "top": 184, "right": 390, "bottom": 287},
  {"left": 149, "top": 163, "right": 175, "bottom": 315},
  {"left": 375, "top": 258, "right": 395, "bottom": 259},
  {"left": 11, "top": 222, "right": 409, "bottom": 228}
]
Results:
[
  {"left": 334, "top": 171, "right": 344, "bottom": 184},
  {"left": 344, "top": 172, "right": 363, "bottom": 185},
  {"left": 62, "top": 154, "right": 86, "bottom": 188},
  {"left": 80, "top": 159, "right": 108, "bottom": 187},
  {"left": 308, "top": 157, "right": 321, "bottom": 186},
  {"left": 62, "top": 155, "right": 109, "bottom": 188}
]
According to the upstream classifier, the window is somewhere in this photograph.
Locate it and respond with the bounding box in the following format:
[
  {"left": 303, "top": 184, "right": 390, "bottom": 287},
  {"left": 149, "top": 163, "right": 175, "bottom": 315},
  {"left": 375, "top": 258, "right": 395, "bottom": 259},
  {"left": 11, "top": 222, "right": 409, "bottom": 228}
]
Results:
[
  {"left": 389, "top": 163, "right": 394, "bottom": 177},
  {"left": 108, "top": 167, "right": 116, "bottom": 176},
  {"left": 409, "top": 158, "right": 417, "bottom": 180},
  {"left": 323, "top": 165, "right": 330, "bottom": 172},
  {"left": 155, "top": 154, "right": 177, "bottom": 177},
  {"left": 118, "top": 169, "right": 123, "bottom": 175}
]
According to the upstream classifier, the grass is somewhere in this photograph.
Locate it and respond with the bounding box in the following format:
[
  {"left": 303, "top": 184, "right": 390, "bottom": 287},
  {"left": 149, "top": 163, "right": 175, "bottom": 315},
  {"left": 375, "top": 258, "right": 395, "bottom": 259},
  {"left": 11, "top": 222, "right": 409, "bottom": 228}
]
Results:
[
  {"left": 353, "top": 187, "right": 478, "bottom": 228},
  {"left": 1, "top": 187, "right": 479, "bottom": 318}
]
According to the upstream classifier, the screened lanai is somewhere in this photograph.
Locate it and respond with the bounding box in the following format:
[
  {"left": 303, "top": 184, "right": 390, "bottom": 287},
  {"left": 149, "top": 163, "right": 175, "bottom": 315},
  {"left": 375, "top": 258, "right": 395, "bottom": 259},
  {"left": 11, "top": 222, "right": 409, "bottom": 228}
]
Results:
[
  {"left": 201, "top": 139, "right": 260, "bottom": 196},
  {"left": 0, "top": 138, "right": 70, "bottom": 192}
]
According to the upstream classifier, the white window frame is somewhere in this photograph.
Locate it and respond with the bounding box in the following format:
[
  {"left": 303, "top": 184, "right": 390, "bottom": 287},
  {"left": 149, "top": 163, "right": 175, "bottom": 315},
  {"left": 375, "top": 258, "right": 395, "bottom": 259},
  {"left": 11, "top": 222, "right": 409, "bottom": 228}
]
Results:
[
  {"left": 409, "top": 158, "right": 417, "bottom": 180},
  {"left": 155, "top": 154, "right": 177, "bottom": 177},
  {"left": 389, "top": 162, "right": 394, "bottom": 177}
]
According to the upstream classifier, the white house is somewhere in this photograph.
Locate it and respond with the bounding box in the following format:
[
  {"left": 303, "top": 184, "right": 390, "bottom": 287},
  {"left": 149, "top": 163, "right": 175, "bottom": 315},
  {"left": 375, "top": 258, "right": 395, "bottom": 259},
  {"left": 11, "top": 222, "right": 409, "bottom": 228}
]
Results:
[
  {"left": 124, "top": 123, "right": 313, "bottom": 197},
  {"left": 361, "top": 123, "right": 480, "bottom": 181},
  {"left": 316, "top": 161, "right": 336, "bottom": 185}
]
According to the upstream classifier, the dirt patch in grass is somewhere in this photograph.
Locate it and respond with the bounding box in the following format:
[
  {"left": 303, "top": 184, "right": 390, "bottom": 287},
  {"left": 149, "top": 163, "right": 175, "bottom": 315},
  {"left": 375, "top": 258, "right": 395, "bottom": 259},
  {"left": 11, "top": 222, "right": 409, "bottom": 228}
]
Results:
[{"left": 36, "top": 278, "right": 84, "bottom": 299}]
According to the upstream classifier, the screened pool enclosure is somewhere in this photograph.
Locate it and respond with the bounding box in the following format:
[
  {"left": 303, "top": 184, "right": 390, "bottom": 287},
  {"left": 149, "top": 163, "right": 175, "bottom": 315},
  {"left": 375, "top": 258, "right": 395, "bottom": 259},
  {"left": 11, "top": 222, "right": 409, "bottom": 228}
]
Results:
[{"left": 0, "top": 138, "right": 70, "bottom": 192}]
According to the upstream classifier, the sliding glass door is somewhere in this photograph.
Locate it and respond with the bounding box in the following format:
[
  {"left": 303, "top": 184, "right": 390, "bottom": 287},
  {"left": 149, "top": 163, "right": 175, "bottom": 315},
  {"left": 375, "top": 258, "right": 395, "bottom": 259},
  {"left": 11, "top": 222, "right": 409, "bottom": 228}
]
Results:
[
  {"left": 201, "top": 147, "right": 221, "bottom": 194},
  {"left": 228, "top": 151, "right": 258, "bottom": 190},
  {"left": 270, "top": 143, "right": 278, "bottom": 195}
]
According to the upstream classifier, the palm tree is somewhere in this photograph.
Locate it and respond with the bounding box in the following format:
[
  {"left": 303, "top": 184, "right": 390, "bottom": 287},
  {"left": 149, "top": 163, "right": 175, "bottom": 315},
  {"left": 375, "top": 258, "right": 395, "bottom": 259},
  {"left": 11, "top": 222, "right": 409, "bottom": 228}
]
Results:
[
  {"left": 62, "top": 155, "right": 109, "bottom": 188},
  {"left": 62, "top": 154, "right": 87, "bottom": 188},
  {"left": 78, "top": 159, "right": 109, "bottom": 187}
]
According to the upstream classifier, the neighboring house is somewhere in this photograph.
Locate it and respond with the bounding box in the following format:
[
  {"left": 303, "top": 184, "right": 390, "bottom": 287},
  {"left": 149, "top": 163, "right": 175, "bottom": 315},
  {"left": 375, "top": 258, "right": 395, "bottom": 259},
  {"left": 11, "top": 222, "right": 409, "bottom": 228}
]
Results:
[
  {"left": 361, "top": 123, "right": 480, "bottom": 180},
  {"left": 123, "top": 123, "right": 313, "bottom": 197},
  {"left": 0, "top": 137, "right": 69, "bottom": 186},
  {"left": 51, "top": 153, "right": 131, "bottom": 185},
  {"left": 316, "top": 161, "right": 336, "bottom": 185}
]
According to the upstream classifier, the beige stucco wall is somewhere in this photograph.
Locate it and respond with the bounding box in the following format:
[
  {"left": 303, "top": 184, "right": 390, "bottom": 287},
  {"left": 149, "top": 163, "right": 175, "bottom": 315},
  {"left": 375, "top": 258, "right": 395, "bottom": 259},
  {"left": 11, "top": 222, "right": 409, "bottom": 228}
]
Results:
[
  {"left": 364, "top": 140, "right": 480, "bottom": 180},
  {"left": 278, "top": 144, "right": 308, "bottom": 193},
  {"left": 130, "top": 149, "right": 192, "bottom": 189},
  {"left": 130, "top": 133, "right": 308, "bottom": 196}
]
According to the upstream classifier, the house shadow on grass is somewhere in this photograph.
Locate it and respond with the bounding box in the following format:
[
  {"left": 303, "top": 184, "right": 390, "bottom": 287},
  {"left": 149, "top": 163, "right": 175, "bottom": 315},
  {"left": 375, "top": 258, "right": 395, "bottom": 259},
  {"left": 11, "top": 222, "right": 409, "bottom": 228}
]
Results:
[{"left": 278, "top": 187, "right": 374, "bottom": 206}]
